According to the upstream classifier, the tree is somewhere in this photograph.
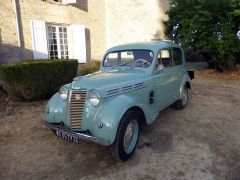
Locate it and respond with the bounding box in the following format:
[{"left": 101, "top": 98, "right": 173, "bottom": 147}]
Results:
[{"left": 164, "top": 0, "right": 240, "bottom": 72}]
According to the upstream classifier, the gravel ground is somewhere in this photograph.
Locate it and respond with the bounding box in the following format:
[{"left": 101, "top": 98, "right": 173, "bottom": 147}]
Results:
[{"left": 0, "top": 70, "right": 240, "bottom": 180}]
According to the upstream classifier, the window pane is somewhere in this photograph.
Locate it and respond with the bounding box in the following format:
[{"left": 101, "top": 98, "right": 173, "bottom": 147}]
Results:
[
  {"left": 49, "top": 33, "right": 53, "bottom": 39},
  {"left": 103, "top": 50, "right": 153, "bottom": 68},
  {"left": 160, "top": 49, "right": 172, "bottom": 68},
  {"left": 172, "top": 48, "right": 182, "bottom": 66},
  {"left": 52, "top": 27, "right": 56, "bottom": 32},
  {"left": 52, "top": 33, "right": 56, "bottom": 39}
]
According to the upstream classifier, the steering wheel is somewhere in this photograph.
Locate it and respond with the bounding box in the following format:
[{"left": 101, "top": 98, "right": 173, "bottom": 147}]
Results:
[{"left": 132, "top": 59, "right": 150, "bottom": 67}]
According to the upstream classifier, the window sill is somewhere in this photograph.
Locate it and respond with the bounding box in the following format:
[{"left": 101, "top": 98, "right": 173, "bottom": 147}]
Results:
[{"left": 43, "top": 0, "right": 70, "bottom": 6}]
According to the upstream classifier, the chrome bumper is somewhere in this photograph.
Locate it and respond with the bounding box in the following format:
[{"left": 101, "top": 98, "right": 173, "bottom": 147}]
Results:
[{"left": 42, "top": 120, "right": 109, "bottom": 146}]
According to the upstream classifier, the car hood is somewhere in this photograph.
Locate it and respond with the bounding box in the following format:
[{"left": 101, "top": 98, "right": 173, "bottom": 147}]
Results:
[{"left": 71, "top": 68, "right": 149, "bottom": 97}]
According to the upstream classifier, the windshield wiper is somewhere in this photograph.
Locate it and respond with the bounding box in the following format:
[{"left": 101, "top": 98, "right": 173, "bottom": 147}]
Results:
[
  {"left": 110, "top": 62, "right": 133, "bottom": 68},
  {"left": 119, "top": 62, "right": 133, "bottom": 66}
]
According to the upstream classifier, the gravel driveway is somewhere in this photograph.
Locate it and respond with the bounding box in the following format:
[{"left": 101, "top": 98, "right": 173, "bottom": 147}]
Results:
[{"left": 0, "top": 71, "right": 240, "bottom": 180}]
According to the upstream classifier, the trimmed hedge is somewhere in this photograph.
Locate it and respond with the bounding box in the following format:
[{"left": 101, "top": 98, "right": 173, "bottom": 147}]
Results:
[{"left": 0, "top": 59, "right": 78, "bottom": 101}]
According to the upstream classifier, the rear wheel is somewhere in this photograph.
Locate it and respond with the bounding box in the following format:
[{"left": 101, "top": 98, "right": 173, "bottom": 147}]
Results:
[
  {"left": 111, "top": 110, "right": 140, "bottom": 161},
  {"left": 175, "top": 85, "right": 189, "bottom": 109}
]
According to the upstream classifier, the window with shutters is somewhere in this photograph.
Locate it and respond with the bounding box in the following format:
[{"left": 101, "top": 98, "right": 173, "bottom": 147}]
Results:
[
  {"left": 31, "top": 20, "right": 86, "bottom": 63},
  {"left": 47, "top": 25, "right": 69, "bottom": 59}
]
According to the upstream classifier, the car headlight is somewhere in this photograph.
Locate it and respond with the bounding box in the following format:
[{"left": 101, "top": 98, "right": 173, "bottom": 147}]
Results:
[
  {"left": 59, "top": 86, "right": 69, "bottom": 100},
  {"left": 88, "top": 90, "right": 101, "bottom": 107}
]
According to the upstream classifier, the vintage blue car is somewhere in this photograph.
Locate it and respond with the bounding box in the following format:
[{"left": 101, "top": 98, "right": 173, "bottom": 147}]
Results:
[{"left": 43, "top": 41, "right": 194, "bottom": 161}]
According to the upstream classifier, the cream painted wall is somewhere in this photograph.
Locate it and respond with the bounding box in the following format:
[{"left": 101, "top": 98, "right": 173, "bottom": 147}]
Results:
[{"left": 105, "top": 0, "right": 169, "bottom": 48}]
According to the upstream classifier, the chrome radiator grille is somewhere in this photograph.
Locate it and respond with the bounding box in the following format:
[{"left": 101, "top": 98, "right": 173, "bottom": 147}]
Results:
[{"left": 69, "top": 90, "right": 87, "bottom": 129}]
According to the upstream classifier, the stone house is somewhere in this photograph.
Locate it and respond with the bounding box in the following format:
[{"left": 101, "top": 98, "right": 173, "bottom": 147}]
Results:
[{"left": 0, "top": 0, "right": 169, "bottom": 64}]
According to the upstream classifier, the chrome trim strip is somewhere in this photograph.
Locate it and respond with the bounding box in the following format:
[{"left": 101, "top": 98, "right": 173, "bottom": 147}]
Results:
[{"left": 42, "top": 119, "right": 109, "bottom": 146}]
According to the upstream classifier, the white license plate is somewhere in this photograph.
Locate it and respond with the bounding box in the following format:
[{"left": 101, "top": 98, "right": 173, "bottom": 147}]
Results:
[{"left": 55, "top": 130, "right": 79, "bottom": 144}]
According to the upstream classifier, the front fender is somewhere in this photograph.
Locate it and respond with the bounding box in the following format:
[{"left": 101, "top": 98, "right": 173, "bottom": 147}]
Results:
[
  {"left": 89, "top": 94, "right": 154, "bottom": 145},
  {"left": 45, "top": 93, "right": 68, "bottom": 125}
]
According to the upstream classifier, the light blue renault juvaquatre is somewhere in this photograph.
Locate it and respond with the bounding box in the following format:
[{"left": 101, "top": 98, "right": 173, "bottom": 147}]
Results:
[{"left": 43, "top": 41, "right": 194, "bottom": 161}]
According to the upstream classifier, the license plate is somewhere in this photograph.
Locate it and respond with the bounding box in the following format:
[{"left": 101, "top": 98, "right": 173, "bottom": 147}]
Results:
[{"left": 55, "top": 130, "right": 79, "bottom": 144}]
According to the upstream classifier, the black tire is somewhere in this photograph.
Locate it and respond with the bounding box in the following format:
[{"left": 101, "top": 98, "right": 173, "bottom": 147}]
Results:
[
  {"left": 111, "top": 110, "right": 141, "bottom": 161},
  {"left": 175, "top": 85, "right": 189, "bottom": 109}
]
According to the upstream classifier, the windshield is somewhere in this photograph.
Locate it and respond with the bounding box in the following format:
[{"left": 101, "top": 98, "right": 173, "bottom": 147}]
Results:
[{"left": 103, "top": 50, "right": 154, "bottom": 68}]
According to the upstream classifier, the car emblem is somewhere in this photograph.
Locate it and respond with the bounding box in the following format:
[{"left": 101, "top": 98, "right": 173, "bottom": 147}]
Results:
[{"left": 75, "top": 94, "right": 81, "bottom": 100}]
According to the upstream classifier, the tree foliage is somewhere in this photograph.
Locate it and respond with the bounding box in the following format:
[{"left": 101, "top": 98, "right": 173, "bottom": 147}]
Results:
[{"left": 164, "top": 0, "right": 240, "bottom": 71}]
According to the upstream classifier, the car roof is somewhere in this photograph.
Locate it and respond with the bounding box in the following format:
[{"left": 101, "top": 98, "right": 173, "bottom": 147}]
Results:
[{"left": 106, "top": 41, "right": 181, "bottom": 53}]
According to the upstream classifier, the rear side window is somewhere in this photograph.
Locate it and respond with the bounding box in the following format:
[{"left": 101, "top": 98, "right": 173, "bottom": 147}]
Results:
[
  {"left": 158, "top": 49, "right": 172, "bottom": 68},
  {"left": 172, "top": 48, "right": 183, "bottom": 66}
]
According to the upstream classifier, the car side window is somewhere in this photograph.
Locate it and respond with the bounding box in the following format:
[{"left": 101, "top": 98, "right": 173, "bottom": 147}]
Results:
[
  {"left": 172, "top": 48, "right": 183, "bottom": 66},
  {"left": 157, "top": 49, "right": 172, "bottom": 69},
  {"left": 104, "top": 52, "right": 119, "bottom": 67}
]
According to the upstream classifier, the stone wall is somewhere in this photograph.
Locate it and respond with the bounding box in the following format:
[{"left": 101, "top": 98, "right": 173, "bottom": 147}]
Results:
[
  {"left": 105, "top": 0, "right": 169, "bottom": 48},
  {"left": 0, "top": 0, "right": 22, "bottom": 63}
]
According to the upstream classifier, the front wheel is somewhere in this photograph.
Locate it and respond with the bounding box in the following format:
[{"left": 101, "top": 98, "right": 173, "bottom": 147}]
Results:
[{"left": 111, "top": 110, "right": 140, "bottom": 161}]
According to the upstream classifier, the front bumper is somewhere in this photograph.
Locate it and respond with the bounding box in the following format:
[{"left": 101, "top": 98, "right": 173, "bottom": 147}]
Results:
[{"left": 42, "top": 119, "right": 109, "bottom": 146}]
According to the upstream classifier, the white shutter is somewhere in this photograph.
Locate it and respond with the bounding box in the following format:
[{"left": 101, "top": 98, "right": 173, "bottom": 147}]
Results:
[
  {"left": 30, "top": 20, "right": 48, "bottom": 59},
  {"left": 62, "top": 0, "right": 76, "bottom": 4},
  {"left": 69, "top": 24, "right": 87, "bottom": 63}
]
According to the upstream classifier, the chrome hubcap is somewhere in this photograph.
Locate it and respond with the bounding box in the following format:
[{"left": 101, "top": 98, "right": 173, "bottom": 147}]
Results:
[
  {"left": 124, "top": 120, "right": 139, "bottom": 153},
  {"left": 182, "top": 87, "right": 188, "bottom": 106}
]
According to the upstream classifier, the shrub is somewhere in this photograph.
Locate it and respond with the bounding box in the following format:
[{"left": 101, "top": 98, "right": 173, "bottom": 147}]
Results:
[
  {"left": 0, "top": 59, "right": 78, "bottom": 101},
  {"left": 164, "top": 0, "right": 240, "bottom": 72},
  {"left": 79, "top": 60, "right": 101, "bottom": 76},
  {"left": 186, "top": 50, "right": 205, "bottom": 62}
]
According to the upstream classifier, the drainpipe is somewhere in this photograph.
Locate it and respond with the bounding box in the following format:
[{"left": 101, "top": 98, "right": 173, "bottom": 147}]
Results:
[
  {"left": 12, "top": 0, "right": 24, "bottom": 59},
  {"left": 12, "top": 0, "right": 21, "bottom": 47}
]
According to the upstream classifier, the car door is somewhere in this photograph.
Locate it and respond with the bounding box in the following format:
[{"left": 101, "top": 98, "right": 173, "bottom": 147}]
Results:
[
  {"left": 154, "top": 48, "right": 176, "bottom": 111},
  {"left": 171, "top": 48, "right": 185, "bottom": 99}
]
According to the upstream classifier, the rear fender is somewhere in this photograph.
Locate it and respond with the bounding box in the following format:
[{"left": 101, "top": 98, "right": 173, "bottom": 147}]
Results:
[{"left": 178, "top": 73, "right": 192, "bottom": 99}]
